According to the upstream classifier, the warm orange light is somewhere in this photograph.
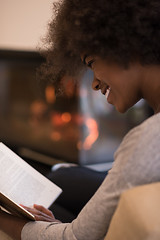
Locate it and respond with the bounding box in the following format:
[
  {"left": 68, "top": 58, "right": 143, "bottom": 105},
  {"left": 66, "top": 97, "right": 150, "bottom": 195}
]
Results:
[
  {"left": 45, "top": 86, "right": 56, "bottom": 103},
  {"left": 77, "top": 141, "right": 82, "bottom": 150},
  {"left": 73, "top": 114, "right": 84, "bottom": 125},
  {"left": 61, "top": 76, "right": 79, "bottom": 97},
  {"left": 30, "top": 100, "right": 47, "bottom": 115},
  {"left": 83, "top": 118, "right": 99, "bottom": 150},
  {"left": 51, "top": 131, "right": 61, "bottom": 141},
  {"left": 61, "top": 112, "right": 71, "bottom": 123},
  {"left": 51, "top": 113, "right": 63, "bottom": 126}
]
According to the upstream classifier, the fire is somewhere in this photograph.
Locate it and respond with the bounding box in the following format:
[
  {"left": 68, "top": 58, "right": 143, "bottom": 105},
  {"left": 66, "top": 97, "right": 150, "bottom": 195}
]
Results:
[
  {"left": 51, "top": 131, "right": 61, "bottom": 141},
  {"left": 83, "top": 118, "right": 99, "bottom": 150},
  {"left": 61, "top": 112, "right": 71, "bottom": 123},
  {"left": 45, "top": 86, "right": 56, "bottom": 104},
  {"left": 51, "top": 112, "right": 72, "bottom": 126}
]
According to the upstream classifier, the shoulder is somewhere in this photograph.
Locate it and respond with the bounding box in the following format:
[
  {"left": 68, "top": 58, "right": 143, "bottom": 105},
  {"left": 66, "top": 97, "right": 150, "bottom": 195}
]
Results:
[
  {"left": 135, "top": 112, "right": 160, "bottom": 135},
  {"left": 117, "top": 113, "right": 160, "bottom": 154},
  {"left": 113, "top": 113, "right": 160, "bottom": 171}
]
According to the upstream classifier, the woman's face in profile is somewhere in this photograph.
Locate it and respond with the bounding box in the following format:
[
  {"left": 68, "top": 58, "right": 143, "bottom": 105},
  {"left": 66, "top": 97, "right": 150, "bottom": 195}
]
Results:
[{"left": 83, "top": 55, "right": 143, "bottom": 113}]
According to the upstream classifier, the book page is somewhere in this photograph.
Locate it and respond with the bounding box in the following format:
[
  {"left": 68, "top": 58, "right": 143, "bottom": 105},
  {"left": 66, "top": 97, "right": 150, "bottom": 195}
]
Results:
[{"left": 0, "top": 143, "right": 62, "bottom": 208}]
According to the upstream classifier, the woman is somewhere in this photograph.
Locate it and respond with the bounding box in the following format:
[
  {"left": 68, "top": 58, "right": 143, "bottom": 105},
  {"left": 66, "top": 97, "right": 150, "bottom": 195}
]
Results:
[{"left": 1, "top": 0, "right": 160, "bottom": 239}]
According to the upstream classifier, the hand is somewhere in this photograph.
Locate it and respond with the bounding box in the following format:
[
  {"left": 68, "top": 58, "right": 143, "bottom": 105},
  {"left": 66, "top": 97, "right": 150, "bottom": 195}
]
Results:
[{"left": 20, "top": 204, "right": 61, "bottom": 223}]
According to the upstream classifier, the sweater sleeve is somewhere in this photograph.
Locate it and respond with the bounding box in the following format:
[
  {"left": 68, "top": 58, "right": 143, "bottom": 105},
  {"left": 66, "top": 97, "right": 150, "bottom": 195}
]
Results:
[{"left": 21, "top": 166, "right": 128, "bottom": 240}]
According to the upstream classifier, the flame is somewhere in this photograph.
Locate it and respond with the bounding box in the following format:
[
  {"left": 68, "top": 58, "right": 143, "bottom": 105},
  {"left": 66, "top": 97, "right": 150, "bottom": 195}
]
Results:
[
  {"left": 51, "top": 112, "right": 72, "bottom": 126},
  {"left": 77, "top": 141, "right": 82, "bottom": 150},
  {"left": 61, "top": 76, "right": 78, "bottom": 97},
  {"left": 83, "top": 118, "right": 99, "bottom": 150},
  {"left": 61, "top": 112, "right": 71, "bottom": 123},
  {"left": 45, "top": 86, "right": 56, "bottom": 103},
  {"left": 51, "top": 131, "right": 61, "bottom": 141},
  {"left": 51, "top": 113, "right": 63, "bottom": 126}
]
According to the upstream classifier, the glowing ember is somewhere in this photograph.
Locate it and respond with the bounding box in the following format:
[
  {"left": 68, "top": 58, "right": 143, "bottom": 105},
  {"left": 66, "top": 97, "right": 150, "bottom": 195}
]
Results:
[
  {"left": 45, "top": 86, "right": 56, "bottom": 104},
  {"left": 51, "top": 131, "right": 61, "bottom": 141},
  {"left": 77, "top": 141, "right": 82, "bottom": 150},
  {"left": 61, "top": 112, "right": 71, "bottom": 123},
  {"left": 51, "top": 113, "right": 63, "bottom": 126}
]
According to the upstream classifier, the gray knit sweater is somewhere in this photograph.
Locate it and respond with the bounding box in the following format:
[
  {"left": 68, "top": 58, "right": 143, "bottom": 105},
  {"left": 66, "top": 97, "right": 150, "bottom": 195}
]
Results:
[{"left": 22, "top": 113, "right": 160, "bottom": 240}]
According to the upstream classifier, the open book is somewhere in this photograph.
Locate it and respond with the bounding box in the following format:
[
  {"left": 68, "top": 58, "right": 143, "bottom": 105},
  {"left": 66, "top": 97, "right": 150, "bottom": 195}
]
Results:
[{"left": 0, "top": 142, "right": 62, "bottom": 221}]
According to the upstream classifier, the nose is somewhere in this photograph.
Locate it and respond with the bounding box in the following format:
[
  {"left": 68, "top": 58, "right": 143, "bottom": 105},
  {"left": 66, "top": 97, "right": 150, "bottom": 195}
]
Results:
[{"left": 92, "top": 75, "right": 101, "bottom": 91}]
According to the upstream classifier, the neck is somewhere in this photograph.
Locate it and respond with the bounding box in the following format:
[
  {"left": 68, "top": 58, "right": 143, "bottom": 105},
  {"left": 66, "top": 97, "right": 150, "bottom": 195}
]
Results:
[
  {"left": 141, "top": 65, "right": 160, "bottom": 114},
  {"left": 154, "top": 104, "right": 160, "bottom": 114}
]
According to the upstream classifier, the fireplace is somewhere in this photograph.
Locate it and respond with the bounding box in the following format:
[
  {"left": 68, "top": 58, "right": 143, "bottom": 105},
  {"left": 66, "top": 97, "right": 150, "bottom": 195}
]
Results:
[{"left": 0, "top": 50, "right": 152, "bottom": 166}]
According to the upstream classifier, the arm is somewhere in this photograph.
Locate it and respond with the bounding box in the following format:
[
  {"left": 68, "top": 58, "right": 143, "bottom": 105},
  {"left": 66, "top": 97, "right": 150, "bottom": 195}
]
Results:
[
  {"left": 0, "top": 205, "right": 60, "bottom": 240},
  {"left": 16, "top": 117, "right": 160, "bottom": 240},
  {"left": 0, "top": 209, "right": 28, "bottom": 240}
]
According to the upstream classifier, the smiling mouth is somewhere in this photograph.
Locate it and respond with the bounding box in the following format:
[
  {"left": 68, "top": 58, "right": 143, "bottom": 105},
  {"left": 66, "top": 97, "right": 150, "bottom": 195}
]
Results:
[
  {"left": 101, "top": 84, "right": 110, "bottom": 95},
  {"left": 105, "top": 86, "right": 111, "bottom": 100},
  {"left": 101, "top": 84, "right": 110, "bottom": 94}
]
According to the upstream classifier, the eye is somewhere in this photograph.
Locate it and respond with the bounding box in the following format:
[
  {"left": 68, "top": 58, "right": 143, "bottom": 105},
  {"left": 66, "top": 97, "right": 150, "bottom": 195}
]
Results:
[{"left": 87, "top": 59, "right": 95, "bottom": 69}]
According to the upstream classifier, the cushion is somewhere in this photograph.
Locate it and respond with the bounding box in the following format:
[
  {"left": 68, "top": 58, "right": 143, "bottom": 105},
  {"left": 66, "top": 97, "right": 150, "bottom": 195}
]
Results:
[{"left": 105, "top": 182, "right": 160, "bottom": 240}]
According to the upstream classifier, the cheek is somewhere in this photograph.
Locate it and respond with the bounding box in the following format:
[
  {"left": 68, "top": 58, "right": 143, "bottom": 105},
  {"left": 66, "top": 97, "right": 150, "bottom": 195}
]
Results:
[
  {"left": 109, "top": 84, "right": 138, "bottom": 113},
  {"left": 94, "top": 67, "right": 109, "bottom": 82}
]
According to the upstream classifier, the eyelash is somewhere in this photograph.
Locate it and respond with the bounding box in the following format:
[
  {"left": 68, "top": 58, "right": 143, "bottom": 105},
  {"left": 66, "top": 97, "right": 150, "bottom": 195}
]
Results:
[{"left": 87, "top": 59, "right": 95, "bottom": 68}]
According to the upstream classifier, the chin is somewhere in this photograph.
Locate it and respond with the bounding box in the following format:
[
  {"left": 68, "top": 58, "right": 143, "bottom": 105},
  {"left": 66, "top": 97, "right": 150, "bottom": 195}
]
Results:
[
  {"left": 115, "top": 98, "right": 138, "bottom": 113},
  {"left": 115, "top": 105, "right": 129, "bottom": 114}
]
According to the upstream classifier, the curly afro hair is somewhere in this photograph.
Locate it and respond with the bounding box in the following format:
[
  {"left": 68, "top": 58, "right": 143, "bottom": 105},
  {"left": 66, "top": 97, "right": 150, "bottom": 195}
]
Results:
[{"left": 39, "top": 0, "right": 160, "bottom": 90}]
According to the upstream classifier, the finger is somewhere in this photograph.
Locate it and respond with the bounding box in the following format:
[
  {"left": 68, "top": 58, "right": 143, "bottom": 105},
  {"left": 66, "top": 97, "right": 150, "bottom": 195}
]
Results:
[
  {"left": 20, "top": 205, "right": 43, "bottom": 217},
  {"left": 34, "top": 213, "right": 61, "bottom": 223},
  {"left": 33, "top": 204, "right": 54, "bottom": 217},
  {"left": 34, "top": 214, "right": 56, "bottom": 222},
  {"left": 20, "top": 204, "right": 58, "bottom": 222},
  {"left": 22, "top": 206, "right": 54, "bottom": 219},
  {"left": 20, "top": 204, "right": 54, "bottom": 218},
  {"left": 20, "top": 205, "right": 32, "bottom": 212},
  {"left": 20, "top": 205, "right": 46, "bottom": 216}
]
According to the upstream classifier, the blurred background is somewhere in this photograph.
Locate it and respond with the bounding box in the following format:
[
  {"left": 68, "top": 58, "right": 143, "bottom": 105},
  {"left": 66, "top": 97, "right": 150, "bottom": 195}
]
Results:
[{"left": 0, "top": 0, "right": 153, "bottom": 170}]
